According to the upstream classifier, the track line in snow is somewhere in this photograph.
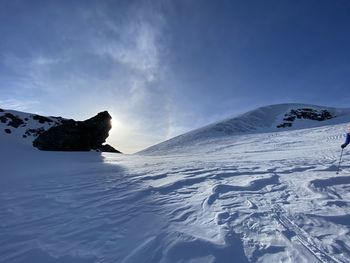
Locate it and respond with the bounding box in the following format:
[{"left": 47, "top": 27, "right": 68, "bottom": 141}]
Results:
[{"left": 272, "top": 204, "right": 340, "bottom": 263}]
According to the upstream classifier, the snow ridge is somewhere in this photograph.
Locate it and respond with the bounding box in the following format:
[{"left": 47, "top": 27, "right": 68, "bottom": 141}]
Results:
[{"left": 140, "top": 103, "right": 350, "bottom": 155}]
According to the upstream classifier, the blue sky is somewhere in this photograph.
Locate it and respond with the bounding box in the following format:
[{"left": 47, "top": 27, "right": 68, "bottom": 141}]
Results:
[{"left": 1, "top": 0, "right": 350, "bottom": 153}]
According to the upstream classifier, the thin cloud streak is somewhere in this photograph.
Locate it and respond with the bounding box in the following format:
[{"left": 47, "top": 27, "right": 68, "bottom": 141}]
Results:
[
  {"left": 1, "top": 1, "right": 350, "bottom": 153},
  {"left": 0, "top": 1, "right": 173, "bottom": 153}
]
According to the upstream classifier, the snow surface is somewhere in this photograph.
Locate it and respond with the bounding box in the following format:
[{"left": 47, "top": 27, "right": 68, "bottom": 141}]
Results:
[
  {"left": 140, "top": 103, "right": 350, "bottom": 155},
  {"left": 2, "top": 104, "right": 350, "bottom": 262}
]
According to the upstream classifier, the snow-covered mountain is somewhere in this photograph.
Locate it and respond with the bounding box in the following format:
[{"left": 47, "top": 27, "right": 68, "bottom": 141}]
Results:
[
  {"left": 2, "top": 103, "right": 350, "bottom": 263},
  {"left": 0, "top": 108, "right": 120, "bottom": 152},
  {"left": 140, "top": 103, "right": 350, "bottom": 154},
  {"left": 0, "top": 108, "right": 67, "bottom": 146}
]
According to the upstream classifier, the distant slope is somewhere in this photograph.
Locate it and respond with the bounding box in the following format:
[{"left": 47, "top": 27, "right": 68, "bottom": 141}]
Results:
[{"left": 140, "top": 103, "right": 350, "bottom": 154}]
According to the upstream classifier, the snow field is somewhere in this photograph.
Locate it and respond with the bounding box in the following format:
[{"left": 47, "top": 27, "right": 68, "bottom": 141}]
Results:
[{"left": 2, "top": 122, "right": 350, "bottom": 262}]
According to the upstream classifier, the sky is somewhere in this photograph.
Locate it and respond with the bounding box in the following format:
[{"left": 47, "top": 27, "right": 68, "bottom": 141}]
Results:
[{"left": 1, "top": 0, "right": 350, "bottom": 153}]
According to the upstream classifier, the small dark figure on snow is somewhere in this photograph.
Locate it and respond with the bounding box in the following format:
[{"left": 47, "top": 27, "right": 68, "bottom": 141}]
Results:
[{"left": 341, "top": 127, "right": 350, "bottom": 149}]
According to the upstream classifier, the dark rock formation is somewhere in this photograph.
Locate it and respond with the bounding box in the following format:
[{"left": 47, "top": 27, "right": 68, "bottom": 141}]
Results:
[
  {"left": 33, "top": 111, "right": 114, "bottom": 151},
  {"left": 25, "top": 128, "right": 46, "bottom": 137},
  {"left": 0, "top": 109, "right": 121, "bottom": 153},
  {"left": 0, "top": 113, "right": 24, "bottom": 128},
  {"left": 98, "top": 144, "right": 122, "bottom": 153},
  {"left": 286, "top": 108, "right": 333, "bottom": 121},
  {"left": 277, "top": 108, "right": 334, "bottom": 128},
  {"left": 32, "top": 114, "right": 54, "bottom": 124},
  {"left": 276, "top": 122, "right": 293, "bottom": 128}
]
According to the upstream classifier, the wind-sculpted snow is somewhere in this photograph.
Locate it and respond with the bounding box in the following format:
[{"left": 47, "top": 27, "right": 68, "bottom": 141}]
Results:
[{"left": 2, "top": 122, "right": 350, "bottom": 262}]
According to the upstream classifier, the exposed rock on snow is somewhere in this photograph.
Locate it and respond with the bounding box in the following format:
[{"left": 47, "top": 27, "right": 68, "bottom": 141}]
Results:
[
  {"left": 0, "top": 110, "right": 63, "bottom": 139},
  {"left": 24, "top": 128, "right": 46, "bottom": 137},
  {"left": 0, "top": 113, "right": 24, "bottom": 128},
  {"left": 140, "top": 103, "right": 350, "bottom": 155},
  {"left": 276, "top": 108, "right": 334, "bottom": 128},
  {"left": 97, "top": 143, "right": 122, "bottom": 153},
  {"left": 33, "top": 111, "right": 113, "bottom": 151},
  {"left": 0, "top": 108, "right": 121, "bottom": 153},
  {"left": 31, "top": 114, "right": 56, "bottom": 124}
]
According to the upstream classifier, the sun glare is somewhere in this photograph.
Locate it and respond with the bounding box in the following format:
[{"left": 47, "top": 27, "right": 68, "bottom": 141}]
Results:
[
  {"left": 110, "top": 116, "right": 120, "bottom": 131},
  {"left": 109, "top": 114, "right": 125, "bottom": 138}
]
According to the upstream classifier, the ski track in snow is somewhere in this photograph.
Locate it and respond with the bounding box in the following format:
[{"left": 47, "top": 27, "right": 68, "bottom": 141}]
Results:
[{"left": 2, "top": 124, "right": 350, "bottom": 262}]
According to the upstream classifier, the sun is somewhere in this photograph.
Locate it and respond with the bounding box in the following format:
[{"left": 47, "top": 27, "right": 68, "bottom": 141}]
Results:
[
  {"left": 109, "top": 114, "right": 123, "bottom": 137},
  {"left": 110, "top": 116, "right": 119, "bottom": 130}
]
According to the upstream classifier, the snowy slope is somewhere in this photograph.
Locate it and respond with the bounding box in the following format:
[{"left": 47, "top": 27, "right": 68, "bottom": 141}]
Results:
[
  {"left": 0, "top": 108, "right": 65, "bottom": 147},
  {"left": 2, "top": 104, "right": 350, "bottom": 263},
  {"left": 140, "top": 103, "right": 350, "bottom": 155}
]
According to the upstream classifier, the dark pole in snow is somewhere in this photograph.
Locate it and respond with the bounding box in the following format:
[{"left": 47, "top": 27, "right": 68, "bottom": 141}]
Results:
[{"left": 336, "top": 148, "right": 344, "bottom": 174}]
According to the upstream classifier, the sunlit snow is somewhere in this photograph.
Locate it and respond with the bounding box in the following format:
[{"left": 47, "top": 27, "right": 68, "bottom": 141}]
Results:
[{"left": 1, "top": 104, "right": 350, "bottom": 262}]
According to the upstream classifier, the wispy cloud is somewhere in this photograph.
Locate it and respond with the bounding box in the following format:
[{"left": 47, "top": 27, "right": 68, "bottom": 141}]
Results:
[
  {"left": 0, "top": 98, "right": 39, "bottom": 112},
  {"left": 96, "top": 22, "right": 160, "bottom": 82},
  {"left": 0, "top": 0, "right": 173, "bottom": 152}
]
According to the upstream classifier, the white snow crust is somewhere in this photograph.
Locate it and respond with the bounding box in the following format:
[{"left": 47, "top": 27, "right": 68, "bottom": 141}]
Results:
[{"left": 1, "top": 104, "right": 350, "bottom": 263}]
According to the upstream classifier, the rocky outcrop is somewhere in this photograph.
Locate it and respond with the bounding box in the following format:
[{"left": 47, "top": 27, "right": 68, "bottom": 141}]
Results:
[
  {"left": 0, "top": 113, "right": 24, "bottom": 128},
  {"left": 33, "top": 111, "right": 119, "bottom": 152},
  {"left": 277, "top": 108, "right": 334, "bottom": 128},
  {"left": 97, "top": 144, "right": 122, "bottom": 153},
  {"left": 32, "top": 114, "right": 55, "bottom": 124},
  {"left": 0, "top": 109, "right": 121, "bottom": 153}
]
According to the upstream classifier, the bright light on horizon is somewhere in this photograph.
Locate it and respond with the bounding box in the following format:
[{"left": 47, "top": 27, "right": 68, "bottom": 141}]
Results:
[{"left": 107, "top": 113, "right": 144, "bottom": 154}]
